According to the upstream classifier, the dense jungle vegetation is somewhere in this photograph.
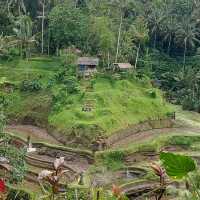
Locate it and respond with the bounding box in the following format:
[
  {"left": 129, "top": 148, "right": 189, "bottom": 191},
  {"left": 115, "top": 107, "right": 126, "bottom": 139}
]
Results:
[{"left": 1, "top": 0, "right": 200, "bottom": 111}]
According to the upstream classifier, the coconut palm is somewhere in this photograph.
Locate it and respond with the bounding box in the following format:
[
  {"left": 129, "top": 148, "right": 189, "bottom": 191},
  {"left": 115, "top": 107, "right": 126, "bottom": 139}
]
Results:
[
  {"left": 13, "top": 15, "right": 35, "bottom": 58},
  {"left": 147, "top": 2, "right": 166, "bottom": 48},
  {"left": 130, "top": 16, "right": 149, "bottom": 69},
  {"left": 162, "top": 15, "right": 178, "bottom": 55},
  {"left": 175, "top": 17, "right": 200, "bottom": 71},
  {"left": 7, "top": 0, "right": 26, "bottom": 15}
]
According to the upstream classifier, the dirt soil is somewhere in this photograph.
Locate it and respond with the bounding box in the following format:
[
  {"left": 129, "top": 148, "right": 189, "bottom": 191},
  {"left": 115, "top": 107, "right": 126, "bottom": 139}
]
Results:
[{"left": 6, "top": 125, "right": 61, "bottom": 145}]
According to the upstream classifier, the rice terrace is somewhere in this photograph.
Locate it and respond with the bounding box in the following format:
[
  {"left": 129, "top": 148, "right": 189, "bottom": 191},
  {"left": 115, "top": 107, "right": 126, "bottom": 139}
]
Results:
[{"left": 1, "top": 0, "right": 200, "bottom": 200}]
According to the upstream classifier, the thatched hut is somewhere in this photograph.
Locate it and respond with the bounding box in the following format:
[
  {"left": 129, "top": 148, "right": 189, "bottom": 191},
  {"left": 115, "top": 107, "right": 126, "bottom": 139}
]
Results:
[
  {"left": 113, "top": 63, "right": 133, "bottom": 71},
  {"left": 77, "top": 57, "right": 99, "bottom": 77}
]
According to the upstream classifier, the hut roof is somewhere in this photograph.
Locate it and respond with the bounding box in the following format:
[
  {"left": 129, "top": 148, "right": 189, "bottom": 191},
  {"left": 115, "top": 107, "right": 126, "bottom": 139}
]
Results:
[
  {"left": 77, "top": 57, "right": 99, "bottom": 66},
  {"left": 114, "top": 63, "right": 133, "bottom": 69}
]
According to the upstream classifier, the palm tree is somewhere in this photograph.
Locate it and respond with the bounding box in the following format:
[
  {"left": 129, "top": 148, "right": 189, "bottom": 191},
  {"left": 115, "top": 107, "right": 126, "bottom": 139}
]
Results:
[
  {"left": 162, "top": 15, "right": 178, "bottom": 55},
  {"left": 175, "top": 17, "right": 200, "bottom": 71},
  {"left": 130, "top": 16, "right": 149, "bottom": 69},
  {"left": 7, "top": 0, "right": 26, "bottom": 15},
  {"left": 14, "top": 15, "right": 35, "bottom": 58},
  {"left": 109, "top": 0, "right": 132, "bottom": 62},
  {"left": 147, "top": 2, "right": 166, "bottom": 48}
]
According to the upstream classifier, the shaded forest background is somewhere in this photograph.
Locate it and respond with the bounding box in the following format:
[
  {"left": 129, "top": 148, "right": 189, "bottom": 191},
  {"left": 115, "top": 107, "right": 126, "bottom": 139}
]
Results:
[{"left": 1, "top": 0, "right": 200, "bottom": 111}]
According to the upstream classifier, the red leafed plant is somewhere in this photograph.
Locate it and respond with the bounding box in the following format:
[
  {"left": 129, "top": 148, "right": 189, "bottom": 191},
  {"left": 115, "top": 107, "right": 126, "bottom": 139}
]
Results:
[
  {"left": 112, "top": 184, "right": 124, "bottom": 200},
  {"left": 112, "top": 184, "right": 122, "bottom": 197},
  {"left": 0, "top": 179, "right": 6, "bottom": 193}
]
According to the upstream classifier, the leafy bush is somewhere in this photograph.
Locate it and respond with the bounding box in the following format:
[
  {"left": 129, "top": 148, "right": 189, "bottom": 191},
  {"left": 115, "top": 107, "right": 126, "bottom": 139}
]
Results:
[
  {"left": 7, "top": 188, "right": 33, "bottom": 200},
  {"left": 63, "top": 76, "right": 80, "bottom": 94},
  {"left": 169, "top": 136, "right": 200, "bottom": 148},
  {"left": 60, "top": 52, "right": 77, "bottom": 67},
  {"left": 101, "top": 151, "right": 125, "bottom": 170},
  {"left": 193, "top": 100, "right": 200, "bottom": 113},
  {"left": 8, "top": 48, "right": 20, "bottom": 57},
  {"left": 90, "top": 79, "right": 96, "bottom": 89},
  {"left": 0, "top": 144, "right": 26, "bottom": 183},
  {"left": 47, "top": 78, "right": 56, "bottom": 88},
  {"left": 182, "top": 96, "right": 195, "bottom": 111},
  {"left": 65, "top": 187, "right": 89, "bottom": 200},
  {"left": 147, "top": 89, "right": 157, "bottom": 98},
  {"left": 20, "top": 79, "right": 42, "bottom": 92},
  {"left": 0, "top": 92, "right": 9, "bottom": 107},
  {"left": 54, "top": 70, "right": 66, "bottom": 83}
]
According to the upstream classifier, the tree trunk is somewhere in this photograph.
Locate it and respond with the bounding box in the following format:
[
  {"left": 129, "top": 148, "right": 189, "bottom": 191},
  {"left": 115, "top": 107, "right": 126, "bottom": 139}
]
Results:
[
  {"left": 115, "top": 12, "right": 123, "bottom": 63},
  {"left": 56, "top": 45, "right": 59, "bottom": 56},
  {"left": 135, "top": 43, "right": 141, "bottom": 69},
  {"left": 41, "top": 1, "right": 45, "bottom": 54},
  {"left": 47, "top": 27, "right": 50, "bottom": 56},
  {"left": 20, "top": 42, "right": 23, "bottom": 58},
  {"left": 167, "top": 34, "right": 172, "bottom": 55},
  {"left": 107, "top": 51, "right": 110, "bottom": 69},
  {"left": 183, "top": 39, "right": 187, "bottom": 72},
  {"left": 154, "top": 32, "right": 157, "bottom": 48}
]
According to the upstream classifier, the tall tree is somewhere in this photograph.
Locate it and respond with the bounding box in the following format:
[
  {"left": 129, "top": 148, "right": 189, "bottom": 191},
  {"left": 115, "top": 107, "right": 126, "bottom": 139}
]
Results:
[
  {"left": 14, "top": 15, "right": 35, "bottom": 58},
  {"left": 163, "top": 15, "right": 178, "bottom": 55},
  {"left": 7, "top": 0, "right": 26, "bottom": 15},
  {"left": 49, "top": 2, "right": 88, "bottom": 53},
  {"left": 147, "top": 1, "right": 166, "bottom": 48},
  {"left": 176, "top": 17, "right": 200, "bottom": 70},
  {"left": 89, "top": 16, "right": 115, "bottom": 67},
  {"left": 130, "top": 16, "right": 149, "bottom": 69}
]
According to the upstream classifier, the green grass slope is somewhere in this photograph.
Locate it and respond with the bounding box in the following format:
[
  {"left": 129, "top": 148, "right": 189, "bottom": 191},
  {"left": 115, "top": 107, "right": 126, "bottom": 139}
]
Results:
[
  {"left": 49, "top": 76, "right": 172, "bottom": 144},
  {"left": 0, "top": 57, "right": 60, "bottom": 84}
]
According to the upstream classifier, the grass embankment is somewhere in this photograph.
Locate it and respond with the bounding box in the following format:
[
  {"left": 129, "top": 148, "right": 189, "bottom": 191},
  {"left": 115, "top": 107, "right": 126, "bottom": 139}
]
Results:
[
  {"left": 49, "top": 76, "right": 172, "bottom": 141},
  {"left": 0, "top": 57, "right": 59, "bottom": 126},
  {"left": 1, "top": 57, "right": 172, "bottom": 146}
]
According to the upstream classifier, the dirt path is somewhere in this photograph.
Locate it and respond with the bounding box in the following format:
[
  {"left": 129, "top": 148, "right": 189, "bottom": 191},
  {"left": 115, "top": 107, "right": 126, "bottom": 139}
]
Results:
[
  {"left": 6, "top": 125, "right": 61, "bottom": 145},
  {"left": 110, "top": 110, "right": 200, "bottom": 149},
  {"left": 110, "top": 127, "right": 194, "bottom": 149}
]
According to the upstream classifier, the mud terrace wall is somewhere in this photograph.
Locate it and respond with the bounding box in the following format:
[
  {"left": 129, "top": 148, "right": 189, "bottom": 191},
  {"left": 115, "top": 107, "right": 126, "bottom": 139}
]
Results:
[
  {"left": 107, "top": 118, "right": 174, "bottom": 146},
  {"left": 8, "top": 134, "right": 94, "bottom": 162}
]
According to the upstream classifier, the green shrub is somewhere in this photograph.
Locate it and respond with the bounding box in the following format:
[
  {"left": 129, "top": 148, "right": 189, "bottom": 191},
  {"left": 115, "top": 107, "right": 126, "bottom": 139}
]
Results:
[
  {"left": 182, "top": 96, "right": 195, "bottom": 111},
  {"left": 0, "top": 92, "right": 9, "bottom": 107},
  {"left": 101, "top": 151, "right": 125, "bottom": 170},
  {"left": 168, "top": 136, "right": 200, "bottom": 148},
  {"left": 6, "top": 188, "right": 33, "bottom": 200},
  {"left": 147, "top": 89, "right": 157, "bottom": 98},
  {"left": 194, "top": 100, "right": 200, "bottom": 113},
  {"left": 20, "top": 79, "right": 42, "bottom": 92},
  {"left": 63, "top": 76, "right": 80, "bottom": 94},
  {"left": 61, "top": 52, "right": 77, "bottom": 67},
  {"left": 169, "top": 136, "right": 192, "bottom": 147},
  {"left": 90, "top": 79, "right": 96, "bottom": 89},
  {"left": 55, "top": 69, "right": 66, "bottom": 82},
  {"left": 66, "top": 187, "right": 89, "bottom": 200},
  {"left": 8, "top": 48, "right": 20, "bottom": 57}
]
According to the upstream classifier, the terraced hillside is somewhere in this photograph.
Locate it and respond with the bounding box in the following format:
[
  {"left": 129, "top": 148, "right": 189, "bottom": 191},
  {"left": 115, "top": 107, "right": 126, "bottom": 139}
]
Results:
[
  {"left": 3, "top": 106, "right": 200, "bottom": 199},
  {"left": 0, "top": 57, "right": 172, "bottom": 148}
]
